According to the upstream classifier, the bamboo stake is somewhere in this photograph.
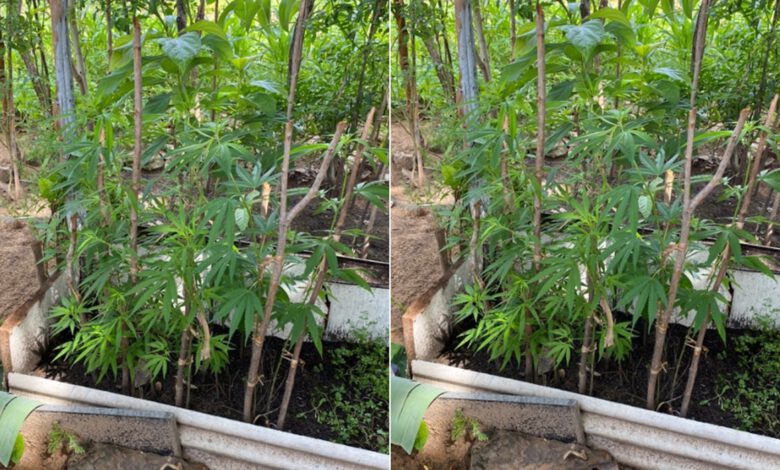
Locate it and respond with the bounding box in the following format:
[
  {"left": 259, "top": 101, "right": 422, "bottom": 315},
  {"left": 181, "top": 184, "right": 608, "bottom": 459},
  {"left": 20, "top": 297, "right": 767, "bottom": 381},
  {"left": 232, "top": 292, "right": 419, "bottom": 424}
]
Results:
[
  {"left": 125, "top": 15, "right": 143, "bottom": 397},
  {"left": 525, "top": 0, "right": 545, "bottom": 382}
]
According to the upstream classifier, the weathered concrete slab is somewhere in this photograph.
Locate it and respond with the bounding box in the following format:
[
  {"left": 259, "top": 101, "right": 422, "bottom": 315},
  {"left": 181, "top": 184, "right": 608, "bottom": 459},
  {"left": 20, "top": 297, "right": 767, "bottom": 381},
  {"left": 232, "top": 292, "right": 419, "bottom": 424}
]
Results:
[
  {"left": 0, "top": 273, "right": 67, "bottom": 381},
  {"left": 16, "top": 405, "right": 180, "bottom": 469},
  {"left": 414, "top": 391, "right": 584, "bottom": 468},
  {"left": 402, "top": 257, "right": 472, "bottom": 362},
  {"left": 471, "top": 430, "right": 617, "bottom": 470},
  {"left": 731, "top": 269, "right": 780, "bottom": 328},
  {"left": 413, "top": 360, "right": 780, "bottom": 470},
  {"left": 265, "top": 264, "right": 388, "bottom": 343},
  {"left": 10, "top": 373, "right": 389, "bottom": 470},
  {"left": 326, "top": 283, "right": 389, "bottom": 341}
]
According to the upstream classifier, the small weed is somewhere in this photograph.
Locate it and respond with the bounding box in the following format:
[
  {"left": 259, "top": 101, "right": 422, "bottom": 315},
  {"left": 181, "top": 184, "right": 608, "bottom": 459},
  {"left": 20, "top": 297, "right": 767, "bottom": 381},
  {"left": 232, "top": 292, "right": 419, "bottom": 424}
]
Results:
[
  {"left": 302, "top": 336, "right": 389, "bottom": 453},
  {"left": 450, "top": 409, "right": 488, "bottom": 443},
  {"left": 48, "top": 422, "right": 85, "bottom": 456},
  {"left": 708, "top": 318, "right": 780, "bottom": 435}
]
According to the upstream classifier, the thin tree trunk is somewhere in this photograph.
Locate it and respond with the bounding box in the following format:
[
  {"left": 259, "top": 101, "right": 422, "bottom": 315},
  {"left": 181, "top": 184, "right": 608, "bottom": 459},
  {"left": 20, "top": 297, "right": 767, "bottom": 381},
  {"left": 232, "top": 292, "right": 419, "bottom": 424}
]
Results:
[
  {"left": 754, "top": 0, "right": 780, "bottom": 118},
  {"left": 647, "top": 0, "right": 710, "bottom": 410},
  {"left": 130, "top": 16, "right": 142, "bottom": 284},
  {"left": 350, "top": 0, "right": 383, "bottom": 129},
  {"left": 393, "top": 0, "right": 410, "bottom": 115},
  {"left": 533, "top": 1, "right": 545, "bottom": 271},
  {"left": 680, "top": 95, "right": 778, "bottom": 417},
  {"left": 765, "top": 193, "right": 780, "bottom": 245},
  {"left": 4, "top": 8, "right": 22, "bottom": 202},
  {"left": 98, "top": 127, "right": 109, "bottom": 226},
  {"left": 409, "top": 3, "right": 425, "bottom": 187},
  {"left": 277, "top": 113, "right": 372, "bottom": 430},
  {"left": 580, "top": 0, "right": 590, "bottom": 19},
  {"left": 422, "top": 36, "right": 457, "bottom": 104},
  {"left": 243, "top": 122, "right": 293, "bottom": 423},
  {"left": 578, "top": 315, "right": 594, "bottom": 393},
  {"left": 472, "top": 0, "right": 491, "bottom": 82},
  {"left": 510, "top": 0, "right": 517, "bottom": 58},
  {"left": 176, "top": 0, "right": 188, "bottom": 33},
  {"left": 286, "top": 0, "right": 311, "bottom": 119},
  {"left": 69, "top": 6, "right": 88, "bottom": 94},
  {"left": 500, "top": 115, "right": 514, "bottom": 210},
  {"left": 360, "top": 166, "right": 388, "bottom": 259},
  {"left": 19, "top": 49, "right": 52, "bottom": 115},
  {"left": 243, "top": 0, "right": 311, "bottom": 422},
  {"left": 107, "top": 0, "right": 113, "bottom": 66},
  {"left": 0, "top": 32, "right": 7, "bottom": 136},
  {"left": 174, "top": 296, "right": 192, "bottom": 407},
  {"left": 124, "top": 16, "right": 143, "bottom": 397}
]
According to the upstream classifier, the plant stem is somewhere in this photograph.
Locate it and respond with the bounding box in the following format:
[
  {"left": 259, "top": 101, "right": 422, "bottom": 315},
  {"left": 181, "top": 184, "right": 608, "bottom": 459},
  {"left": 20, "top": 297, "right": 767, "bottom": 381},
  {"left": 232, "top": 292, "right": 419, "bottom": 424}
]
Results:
[
  {"left": 680, "top": 95, "right": 778, "bottom": 416},
  {"left": 646, "top": 0, "right": 710, "bottom": 410},
  {"left": 276, "top": 111, "right": 374, "bottom": 430},
  {"left": 647, "top": 107, "right": 747, "bottom": 410},
  {"left": 243, "top": 118, "right": 347, "bottom": 423}
]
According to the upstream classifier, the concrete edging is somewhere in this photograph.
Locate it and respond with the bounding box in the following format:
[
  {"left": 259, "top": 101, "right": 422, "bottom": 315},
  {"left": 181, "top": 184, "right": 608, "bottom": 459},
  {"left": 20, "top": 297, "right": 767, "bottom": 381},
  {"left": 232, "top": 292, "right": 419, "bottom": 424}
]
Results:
[
  {"left": 0, "top": 272, "right": 67, "bottom": 382},
  {"left": 9, "top": 372, "right": 389, "bottom": 470},
  {"left": 412, "top": 360, "right": 780, "bottom": 470}
]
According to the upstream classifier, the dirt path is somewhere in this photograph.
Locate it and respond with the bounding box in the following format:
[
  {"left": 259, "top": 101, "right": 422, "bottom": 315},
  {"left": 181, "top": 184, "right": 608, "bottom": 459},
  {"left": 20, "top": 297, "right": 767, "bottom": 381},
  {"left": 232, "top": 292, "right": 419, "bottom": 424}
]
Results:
[
  {"left": 0, "top": 218, "right": 42, "bottom": 319},
  {"left": 390, "top": 122, "right": 447, "bottom": 344}
]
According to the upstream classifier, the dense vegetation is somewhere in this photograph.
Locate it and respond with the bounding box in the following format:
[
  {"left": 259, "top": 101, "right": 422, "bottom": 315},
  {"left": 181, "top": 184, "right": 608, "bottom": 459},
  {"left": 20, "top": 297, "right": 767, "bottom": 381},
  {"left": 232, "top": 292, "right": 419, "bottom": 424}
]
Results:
[
  {"left": 394, "top": 0, "right": 780, "bottom": 418},
  {"left": 1, "top": 0, "right": 389, "bottom": 447}
]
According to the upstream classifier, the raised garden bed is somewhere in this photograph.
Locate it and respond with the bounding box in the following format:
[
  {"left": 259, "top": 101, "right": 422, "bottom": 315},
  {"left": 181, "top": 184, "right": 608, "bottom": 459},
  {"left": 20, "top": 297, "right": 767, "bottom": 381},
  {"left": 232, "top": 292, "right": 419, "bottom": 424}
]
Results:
[
  {"left": 400, "top": 255, "right": 780, "bottom": 469},
  {"left": 1, "top": 268, "right": 389, "bottom": 469}
]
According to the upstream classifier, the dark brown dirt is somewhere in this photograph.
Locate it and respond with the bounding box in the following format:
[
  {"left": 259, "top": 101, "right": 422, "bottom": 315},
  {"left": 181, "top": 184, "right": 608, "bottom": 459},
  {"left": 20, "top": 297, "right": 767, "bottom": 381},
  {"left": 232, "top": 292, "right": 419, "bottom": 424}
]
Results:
[
  {"left": 0, "top": 218, "right": 42, "bottom": 319},
  {"left": 34, "top": 334, "right": 388, "bottom": 452},
  {"left": 438, "top": 320, "right": 763, "bottom": 436},
  {"left": 390, "top": 122, "right": 446, "bottom": 344},
  {"left": 693, "top": 161, "right": 780, "bottom": 247},
  {"left": 290, "top": 195, "right": 389, "bottom": 263}
]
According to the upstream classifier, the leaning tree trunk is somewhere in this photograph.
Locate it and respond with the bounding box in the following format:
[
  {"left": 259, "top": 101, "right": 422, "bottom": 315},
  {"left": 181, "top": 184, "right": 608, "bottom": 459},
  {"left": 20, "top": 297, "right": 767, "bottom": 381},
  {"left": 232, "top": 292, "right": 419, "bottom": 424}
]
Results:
[{"left": 275, "top": 116, "right": 369, "bottom": 430}]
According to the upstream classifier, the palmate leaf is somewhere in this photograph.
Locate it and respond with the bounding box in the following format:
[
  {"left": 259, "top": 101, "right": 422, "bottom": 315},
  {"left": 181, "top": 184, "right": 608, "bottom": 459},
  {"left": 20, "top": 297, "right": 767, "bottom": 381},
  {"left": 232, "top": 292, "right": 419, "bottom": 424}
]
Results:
[
  {"left": 216, "top": 287, "right": 264, "bottom": 338},
  {"left": 618, "top": 275, "right": 666, "bottom": 326}
]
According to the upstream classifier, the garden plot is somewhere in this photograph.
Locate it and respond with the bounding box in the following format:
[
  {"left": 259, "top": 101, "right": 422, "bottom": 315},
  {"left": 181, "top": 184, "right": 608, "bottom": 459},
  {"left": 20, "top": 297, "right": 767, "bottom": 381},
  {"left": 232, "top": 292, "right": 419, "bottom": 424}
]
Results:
[
  {"left": 398, "top": 251, "right": 780, "bottom": 468},
  {"left": 0, "top": 257, "right": 389, "bottom": 462}
]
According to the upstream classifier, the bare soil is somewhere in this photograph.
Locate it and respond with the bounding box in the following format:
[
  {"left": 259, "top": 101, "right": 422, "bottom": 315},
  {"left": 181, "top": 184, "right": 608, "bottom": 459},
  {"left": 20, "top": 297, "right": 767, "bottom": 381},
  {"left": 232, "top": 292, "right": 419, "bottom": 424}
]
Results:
[
  {"left": 390, "top": 122, "right": 448, "bottom": 344},
  {"left": 0, "top": 218, "right": 42, "bottom": 319},
  {"left": 34, "top": 333, "right": 388, "bottom": 452}
]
